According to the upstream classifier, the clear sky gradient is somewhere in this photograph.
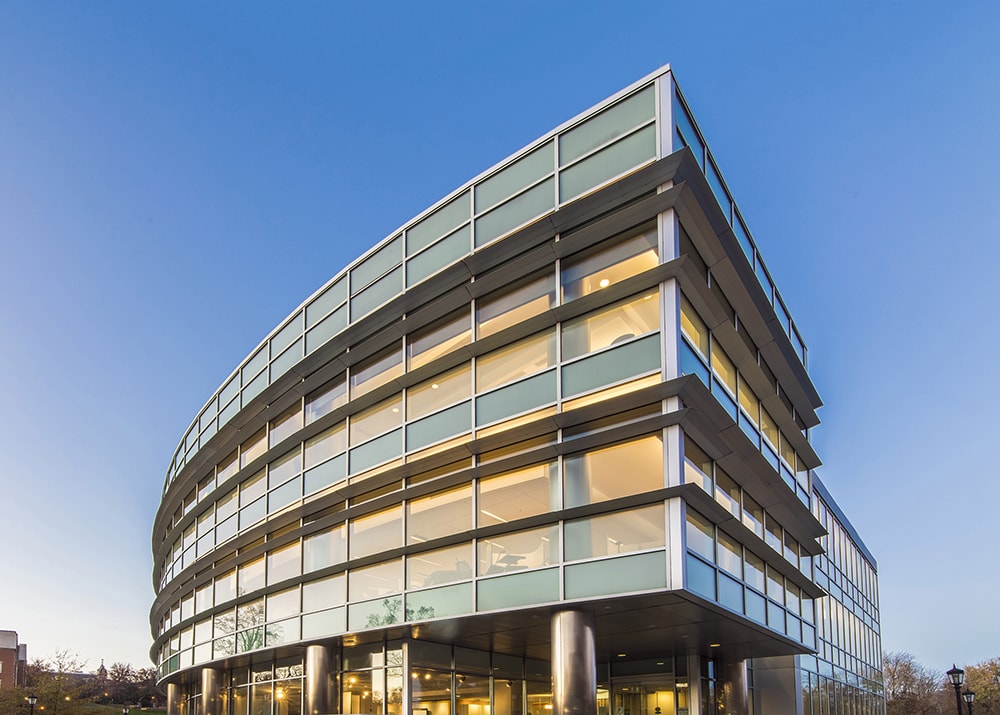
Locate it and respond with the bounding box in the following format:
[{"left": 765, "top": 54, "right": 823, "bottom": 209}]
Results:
[{"left": 1, "top": 1, "right": 996, "bottom": 673}]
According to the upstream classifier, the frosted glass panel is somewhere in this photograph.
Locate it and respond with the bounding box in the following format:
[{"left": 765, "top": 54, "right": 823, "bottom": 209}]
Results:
[
  {"left": 476, "top": 141, "right": 554, "bottom": 213},
  {"left": 406, "top": 224, "right": 470, "bottom": 286},
  {"left": 407, "top": 190, "right": 470, "bottom": 255},
  {"left": 405, "top": 401, "right": 471, "bottom": 451},
  {"left": 476, "top": 370, "right": 556, "bottom": 426},
  {"left": 561, "top": 334, "right": 660, "bottom": 397},
  {"left": 560, "top": 125, "right": 656, "bottom": 202},
  {"left": 406, "top": 583, "right": 473, "bottom": 620},
  {"left": 565, "top": 552, "right": 666, "bottom": 598},
  {"left": 559, "top": 85, "right": 654, "bottom": 165},
  {"left": 352, "top": 236, "right": 402, "bottom": 292},
  {"left": 474, "top": 177, "right": 554, "bottom": 247},
  {"left": 477, "top": 568, "right": 559, "bottom": 611}
]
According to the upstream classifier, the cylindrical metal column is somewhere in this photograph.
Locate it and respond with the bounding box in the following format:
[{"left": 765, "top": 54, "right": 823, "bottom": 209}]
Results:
[
  {"left": 720, "top": 660, "right": 748, "bottom": 715},
  {"left": 306, "top": 644, "right": 336, "bottom": 715},
  {"left": 552, "top": 609, "right": 596, "bottom": 715},
  {"left": 166, "top": 683, "right": 181, "bottom": 715},
  {"left": 201, "top": 667, "right": 221, "bottom": 715}
]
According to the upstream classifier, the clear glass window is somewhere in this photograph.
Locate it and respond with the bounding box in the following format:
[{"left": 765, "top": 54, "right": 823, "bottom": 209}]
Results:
[
  {"left": 305, "top": 422, "right": 347, "bottom": 470},
  {"left": 564, "top": 504, "right": 664, "bottom": 561},
  {"left": 683, "top": 437, "right": 712, "bottom": 493},
  {"left": 407, "top": 364, "right": 471, "bottom": 421},
  {"left": 407, "top": 485, "right": 472, "bottom": 544},
  {"left": 561, "top": 223, "right": 657, "bottom": 302},
  {"left": 303, "top": 525, "right": 347, "bottom": 573},
  {"left": 738, "top": 379, "right": 759, "bottom": 425},
  {"left": 561, "top": 290, "right": 659, "bottom": 361},
  {"left": 266, "top": 587, "right": 299, "bottom": 622},
  {"left": 685, "top": 509, "right": 714, "bottom": 562},
  {"left": 349, "top": 559, "right": 403, "bottom": 601},
  {"left": 216, "top": 488, "right": 238, "bottom": 522},
  {"left": 302, "top": 573, "right": 346, "bottom": 612},
  {"left": 760, "top": 408, "right": 779, "bottom": 447},
  {"left": 240, "top": 471, "right": 266, "bottom": 506},
  {"left": 407, "top": 543, "right": 474, "bottom": 589},
  {"left": 477, "top": 272, "right": 555, "bottom": 339},
  {"left": 714, "top": 467, "right": 740, "bottom": 518},
  {"left": 717, "top": 531, "right": 742, "bottom": 577},
  {"left": 476, "top": 331, "right": 555, "bottom": 393},
  {"left": 742, "top": 494, "right": 764, "bottom": 538},
  {"left": 351, "top": 347, "right": 403, "bottom": 399},
  {"left": 350, "top": 395, "right": 403, "bottom": 445},
  {"left": 349, "top": 506, "right": 403, "bottom": 560},
  {"left": 269, "top": 450, "right": 302, "bottom": 488},
  {"left": 238, "top": 556, "right": 266, "bottom": 595},
  {"left": 306, "top": 378, "right": 347, "bottom": 424},
  {"left": 679, "top": 294, "right": 709, "bottom": 357},
  {"left": 267, "top": 542, "right": 301, "bottom": 585},
  {"left": 269, "top": 404, "right": 303, "bottom": 449},
  {"left": 478, "top": 525, "right": 559, "bottom": 575},
  {"left": 407, "top": 311, "right": 471, "bottom": 370},
  {"left": 478, "top": 461, "right": 559, "bottom": 526},
  {"left": 240, "top": 428, "right": 267, "bottom": 469},
  {"left": 711, "top": 344, "right": 737, "bottom": 394},
  {"left": 563, "top": 434, "right": 663, "bottom": 508},
  {"left": 745, "top": 550, "right": 766, "bottom": 592}
]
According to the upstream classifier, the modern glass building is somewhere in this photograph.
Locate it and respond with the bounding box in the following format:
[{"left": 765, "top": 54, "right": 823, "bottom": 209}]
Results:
[{"left": 151, "top": 67, "right": 884, "bottom": 715}]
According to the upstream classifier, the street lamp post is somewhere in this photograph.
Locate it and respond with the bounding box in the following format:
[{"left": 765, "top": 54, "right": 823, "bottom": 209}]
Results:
[
  {"left": 947, "top": 665, "right": 965, "bottom": 715},
  {"left": 27, "top": 695, "right": 37, "bottom": 715},
  {"left": 962, "top": 690, "right": 975, "bottom": 715},
  {"left": 122, "top": 706, "right": 130, "bottom": 715}
]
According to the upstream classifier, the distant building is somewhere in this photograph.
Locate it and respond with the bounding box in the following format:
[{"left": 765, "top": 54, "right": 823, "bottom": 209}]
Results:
[
  {"left": 0, "top": 630, "right": 28, "bottom": 689},
  {"left": 152, "top": 67, "right": 883, "bottom": 715}
]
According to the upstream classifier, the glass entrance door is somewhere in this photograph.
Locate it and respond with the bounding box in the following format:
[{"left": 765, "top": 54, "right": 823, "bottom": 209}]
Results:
[{"left": 611, "top": 679, "right": 675, "bottom": 715}]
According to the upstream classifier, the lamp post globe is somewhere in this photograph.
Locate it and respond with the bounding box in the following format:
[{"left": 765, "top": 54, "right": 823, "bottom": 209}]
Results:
[
  {"left": 27, "top": 695, "right": 37, "bottom": 715},
  {"left": 962, "top": 689, "right": 975, "bottom": 715},
  {"left": 947, "top": 665, "right": 965, "bottom": 715}
]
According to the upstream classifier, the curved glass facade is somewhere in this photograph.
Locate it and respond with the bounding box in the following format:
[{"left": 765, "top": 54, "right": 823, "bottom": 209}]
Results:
[{"left": 152, "top": 67, "right": 883, "bottom": 715}]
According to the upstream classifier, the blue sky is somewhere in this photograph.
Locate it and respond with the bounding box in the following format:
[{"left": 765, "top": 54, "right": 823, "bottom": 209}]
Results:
[{"left": 0, "top": 1, "right": 996, "bottom": 672}]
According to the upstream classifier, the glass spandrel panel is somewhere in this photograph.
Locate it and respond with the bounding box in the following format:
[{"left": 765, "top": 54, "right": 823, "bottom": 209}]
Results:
[
  {"left": 266, "top": 587, "right": 299, "bottom": 622},
  {"left": 406, "top": 582, "right": 472, "bottom": 620},
  {"left": 305, "top": 423, "right": 347, "bottom": 470},
  {"left": 241, "top": 369, "right": 268, "bottom": 407},
  {"left": 559, "top": 124, "right": 656, "bottom": 202},
  {"left": 560, "top": 86, "right": 655, "bottom": 166},
  {"left": 476, "top": 331, "right": 555, "bottom": 392},
  {"left": 475, "top": 370, "right": 556, "bottom": 427},
  {"left": 746, "top": 590, "right": 766, "bottom": 624},
  {"left": 477, "top": 568, "right": 559, "bottom": 611},
  {"left": 306, "top": 277, "right": 347, "bottom": 329},
  {"left": 478, "top": 461, "right": 558, "bottom": 526},
  {"left": 406, "top": 484, "right": 472, "bottom": 544},
  {"left": 562, "top": 290, "right": 659, "bottom": 360},
  {"left": 478, "top": 525, "right": 559, "bottom": 577},
  {"left": 349, "top": 428, "right": 402, "bottom": 474},
  {"left": 352, "top": 236, "right": 402, "bottom": 293},
  {"left": 407, "top": 190, "right": 470, "bottom": 256},
  {"left": 351, "top": 349, "right": 403, "bottom": 399},
  {"left": 271, "top": 314, "right": 303, "bottom": 357},
  {"left": 303, "top": 525, "right": 347, "bottom": 573},
  {"left": 305, "top": 378, "right": 347, "bottom": 424},
  {"left": 302, "top": 574, "right": 346, "bottom": 612},
  {"left": 349, "top": 596, "right": 403, "bottom": 630},
  {"left": 351, "top": 266, "right": 402, "bottom": 320},
  {"left": 563, "top": 434, "right": 663, "bottom": 508},
  {"left": 407, "top": 543, "right": 474, "bottom": 589},
  {"left": 476, "top": 141, "right": 554, "bottom": 213},
  {"left": 301, "top": 607, "right": 345, "bottom": 639},
  {"left": 408, "top": 364, "right": 471, "bottom": 420},
  {"left": 474, "top": 177, "right": 554, "bottom": 248},
  {"left": 685, "top": 509, "right": 715, "bottom": 562},
  {"left": 564, "top": 504, "right": 665, "bottom": 561},
  {"left": 304, "top": 453, "right": 346, "bottom": 495},
  {"left": 744, "top": 550, "right": 765, "bottom": 592},
  {"left": 561, "top": 223, "right": 658, "bottom": 301},
  {"left": 242, "top": 348, "right": 268, "bottom": 386},
  {"left": 268, "top": 476, "right": 301, "bottom": 514},
  {"left": 271, "top": 337, "right": 303, "bottom": 379},
  {"left": 306, "top": 304, "right": 347, "bottom": 355},
  {"left": 350, "top": 395, "right": 403, "bottom": 444},
  {"left": 349, "top": 505, "right": 402, "bottom": 560},
  {"left": 269, "top": 450, "right": 302, "bottom": 489},
  {"left": 349, "top": 559, "right": 403, "bottom": 601},
  {"left": 565, "top": 551, "right": 666, "bottom": 599},
  {"left": 405, "top": 401, "right": 471, "bottom": 452},
  {"left": 406, "top": 224, "right": 470, "bottom": 287},
  {"left": 685, "top": 554, "right": 716, "bottom": 600},
  {"left": 477, "top": 272, "right": 556, "bottom": 339},
  {"left": 408, "top": 311, "right": 471, "bottom": 370},
  {"left": 561, "top": 334, "right": 660, "bottom": 397}
]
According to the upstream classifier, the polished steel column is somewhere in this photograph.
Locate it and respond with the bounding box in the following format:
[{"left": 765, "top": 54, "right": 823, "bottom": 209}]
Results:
[
  {"left": 201, "top": 667, "right": 221, "bottom": 715},
  {"left": 306, "top": 644, "right": 336, "bottom": 715},
  {"left": 166, "top": 683, "right": 181, "bottom": 715},
  {"left": 552, "top": 609, "right": 596, "bottom": 715},
  {"left": 720, "top": 660, "right": 749, "bottom": 715}
]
